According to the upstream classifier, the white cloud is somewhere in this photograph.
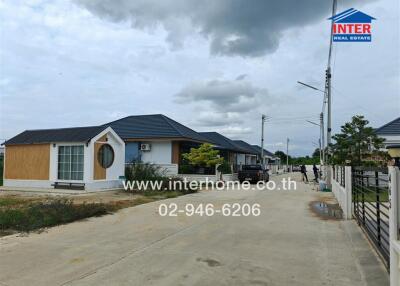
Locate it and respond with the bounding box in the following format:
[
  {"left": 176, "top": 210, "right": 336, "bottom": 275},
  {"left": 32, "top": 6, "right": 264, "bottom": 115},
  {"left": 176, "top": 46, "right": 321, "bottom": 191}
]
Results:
[{"left": 0, "top": 0, "right": 398, "bottom": 157}]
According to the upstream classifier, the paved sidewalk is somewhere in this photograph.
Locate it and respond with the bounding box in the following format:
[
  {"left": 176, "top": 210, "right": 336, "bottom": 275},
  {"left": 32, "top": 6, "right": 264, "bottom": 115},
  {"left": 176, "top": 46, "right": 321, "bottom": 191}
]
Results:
[{"left": 0, "top": 173, "right": 389, "bottom": 286}]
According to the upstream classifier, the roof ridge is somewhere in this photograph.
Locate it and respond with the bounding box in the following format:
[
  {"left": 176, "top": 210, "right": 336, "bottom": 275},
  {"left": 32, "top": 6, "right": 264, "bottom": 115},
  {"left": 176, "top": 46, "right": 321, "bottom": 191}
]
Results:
[
  {"left": 25, "top": 125, "right": 103, "bottom": 132},
  {"left": 161, "top": 114, "right": 194, "bottom": 138},
  {"left": 103, "top": 114, "right": 163, "bottom": 126},
  {"left": 375, "top": 117, "right": 400, "bottom": 133},
  {"left": 199, "top": 131, "right": 249, "bottom": 152}
]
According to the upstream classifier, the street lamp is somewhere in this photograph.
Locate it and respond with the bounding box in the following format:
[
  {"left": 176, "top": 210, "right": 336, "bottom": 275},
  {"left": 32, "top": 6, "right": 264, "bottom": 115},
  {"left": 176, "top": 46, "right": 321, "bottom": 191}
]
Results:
[
  {"left": 298, "top": 80, "right": 329, "bottom": 183},
  {"left": 306, "top": 115, "right": 325, "bottom": 165},
  {"left": 297, "top": 81, "right": 325, "bottom": 93},
  {"left": 260, "top": 114, "right": 270, "bottom": 168}
]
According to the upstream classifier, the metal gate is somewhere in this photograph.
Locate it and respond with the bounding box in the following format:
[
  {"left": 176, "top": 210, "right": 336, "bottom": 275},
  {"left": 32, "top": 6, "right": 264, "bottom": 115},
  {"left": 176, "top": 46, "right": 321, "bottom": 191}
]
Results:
[{"left": 352, "top": 167, "right": 390, "bottom": 268}]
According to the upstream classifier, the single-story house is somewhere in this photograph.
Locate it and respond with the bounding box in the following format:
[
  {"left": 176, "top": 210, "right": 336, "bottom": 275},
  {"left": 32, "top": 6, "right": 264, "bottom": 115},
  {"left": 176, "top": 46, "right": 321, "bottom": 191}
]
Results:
[
  {"left": 2, "top": 114, "right": 213, "bottom": 190},
  {"left": 375, "top": 117, "right": 400, "bottom": 165},
  {"left": 198, "top": 132, "right": 252, "bottom": 172},
  {"left": 250, "top": 145, "right": 280, "bottom": 164},
  {"left": 375, "top": 117, "right": 400, "bottom": 148},
  {"left": 104, "top": 114, "right": 210, "bottom": 175},
  {"left": 2, "top": 126, "right": 125, "bottom": 190},
  {"left": 232, "top": 140, "right": 258, "bottom": 165}
]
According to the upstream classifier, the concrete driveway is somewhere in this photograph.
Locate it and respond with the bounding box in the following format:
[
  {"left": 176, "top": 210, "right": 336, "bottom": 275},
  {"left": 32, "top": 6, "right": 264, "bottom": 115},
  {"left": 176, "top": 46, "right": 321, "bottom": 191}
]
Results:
[{"left": 0, "top": 173, "right": 388, "bottom": 286}]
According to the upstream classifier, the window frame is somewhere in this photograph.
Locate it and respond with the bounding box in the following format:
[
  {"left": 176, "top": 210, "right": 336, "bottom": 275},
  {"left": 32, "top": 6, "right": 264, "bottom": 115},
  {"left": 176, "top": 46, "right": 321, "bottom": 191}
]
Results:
[
  {"left": 97, "top": 144, "right": 115, "bottom": 169},
  {"left": 57, "top": 144, "right": 85, "bottom": 181}
]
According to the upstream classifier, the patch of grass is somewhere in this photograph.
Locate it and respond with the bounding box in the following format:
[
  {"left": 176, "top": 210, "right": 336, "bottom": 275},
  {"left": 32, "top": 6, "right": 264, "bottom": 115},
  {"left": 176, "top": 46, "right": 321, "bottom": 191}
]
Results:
[{"left": 0, "top": 199, "right": 110, "bottom": 232}]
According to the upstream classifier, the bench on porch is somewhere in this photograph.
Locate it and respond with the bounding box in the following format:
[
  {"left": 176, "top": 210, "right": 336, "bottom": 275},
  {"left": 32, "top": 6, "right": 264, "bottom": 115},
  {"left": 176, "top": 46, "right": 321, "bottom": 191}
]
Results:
[{"left": 52, "top": 182, "right": 85, "bottom": 190}]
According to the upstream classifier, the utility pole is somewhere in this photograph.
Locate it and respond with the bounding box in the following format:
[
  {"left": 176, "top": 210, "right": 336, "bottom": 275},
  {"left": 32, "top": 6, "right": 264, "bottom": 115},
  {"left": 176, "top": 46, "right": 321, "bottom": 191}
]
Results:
[
  {"left": 318, "top": 139, "right": 322, "bottom": 165},
  {"left": 325, "top": 0, "right": 336, "bottom": 187},
  {"left": 261, "top": 114, "right": 266, "bottom": 167},
  {"left": 286, "top": 138, "right": 289, "bottom": 172},
  {"left": 325, "top": 67, "right": 332, "bottom": 186},
  {"left": 326, "top": 68, "right": 332, "bottom": 153},
  {"left": 320, "top": 112, "right": 325, "bottom": 165}
]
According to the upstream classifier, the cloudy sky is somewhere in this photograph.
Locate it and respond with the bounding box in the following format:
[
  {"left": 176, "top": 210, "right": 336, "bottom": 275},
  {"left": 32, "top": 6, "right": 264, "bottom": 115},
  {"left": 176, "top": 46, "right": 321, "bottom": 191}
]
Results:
[{"left": 0, "top": 0, "right": 399, "bottom": 156}]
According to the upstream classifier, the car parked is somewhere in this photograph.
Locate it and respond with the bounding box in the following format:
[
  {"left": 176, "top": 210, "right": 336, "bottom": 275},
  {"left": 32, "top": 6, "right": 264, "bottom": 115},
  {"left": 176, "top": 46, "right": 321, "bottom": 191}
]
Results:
[
  {"left": 292, "top": 165, "right": 301, "bottom": 172},
  {"left": 238, "top": 165, "right": 269, "bottom": 183}
]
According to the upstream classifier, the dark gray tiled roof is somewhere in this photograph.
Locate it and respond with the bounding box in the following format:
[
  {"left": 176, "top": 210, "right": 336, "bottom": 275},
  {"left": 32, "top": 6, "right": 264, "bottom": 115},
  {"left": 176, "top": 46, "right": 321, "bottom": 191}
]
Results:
[
  {"left": 4, "top": 126, "right": 107, "bottom": 145},
  {"left": 375, "top": 117, "right": 400, "bottom": 136},
  {"left": 104, "top": 114, "right": 209, "bottom": 142},
  {"left": 232, "top": 140, "right": 259, "bottom": 155},
  {"left": 199, "top": 132, "right": 248, "bottom": 153},
  {"left": 251, "top": 145, "right": 276, "bottom": 158}
]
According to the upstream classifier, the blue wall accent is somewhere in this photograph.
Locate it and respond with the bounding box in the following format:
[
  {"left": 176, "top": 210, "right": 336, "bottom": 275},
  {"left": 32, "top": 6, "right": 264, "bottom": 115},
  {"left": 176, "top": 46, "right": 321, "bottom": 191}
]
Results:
[{"left": 125, "top": 142, "right": 140, "bottom": 163}]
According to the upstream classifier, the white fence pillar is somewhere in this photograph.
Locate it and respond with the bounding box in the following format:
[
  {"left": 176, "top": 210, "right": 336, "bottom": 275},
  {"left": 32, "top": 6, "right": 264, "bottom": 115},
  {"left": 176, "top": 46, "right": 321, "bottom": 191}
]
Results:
[
  {"left": 390, "top": 166, "right": 400, "bottom": 286},
  {"left": 344, "top": 166, "right": 352, "bottom": 220}
]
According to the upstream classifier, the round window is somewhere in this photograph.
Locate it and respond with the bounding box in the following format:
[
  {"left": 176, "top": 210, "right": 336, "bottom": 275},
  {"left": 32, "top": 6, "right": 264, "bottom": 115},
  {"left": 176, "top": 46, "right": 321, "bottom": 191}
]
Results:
[{"left": 98, "top": 144, "right": 114, "bottom": 168}]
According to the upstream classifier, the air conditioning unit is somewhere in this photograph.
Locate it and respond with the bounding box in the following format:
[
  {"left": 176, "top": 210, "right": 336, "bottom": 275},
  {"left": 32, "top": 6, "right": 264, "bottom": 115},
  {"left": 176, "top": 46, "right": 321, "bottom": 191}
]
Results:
[{"left": 140, "top": 143, "right": 151, "bottom": 151}]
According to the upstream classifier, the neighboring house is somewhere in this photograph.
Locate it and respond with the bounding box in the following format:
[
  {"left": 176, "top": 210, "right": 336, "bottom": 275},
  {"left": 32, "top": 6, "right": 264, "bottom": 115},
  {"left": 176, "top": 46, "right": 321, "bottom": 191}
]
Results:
[
  {"left": 232, "top": 140, "right": 258, "bottom": 165},
  {"left": 104, "top": 114, "right": 210, "bottom": 175},
  {"left": 250, "top": 145, "right": 279, "bottom": 164},
  {"left": 2, "top": 126, "right": 125, "bottom": 190},
  {"left": 198, "top": 132, "right": 253, "bottom": 171},
  {"left": 375, "top": 117, "right": 400, "bottom": 148}
]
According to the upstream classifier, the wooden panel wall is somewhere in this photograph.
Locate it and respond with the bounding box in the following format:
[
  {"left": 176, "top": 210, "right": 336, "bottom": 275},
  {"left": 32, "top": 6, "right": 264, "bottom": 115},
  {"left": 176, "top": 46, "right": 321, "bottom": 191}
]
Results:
[
  {"left": 4, "top": 144, "right": 50, "bottom": 180},
  {"left": 93, "top": 135, "right": 107, "bottom": 180},
  {"left": 171, "top": 141, "right": 180, "bottom": 164}
]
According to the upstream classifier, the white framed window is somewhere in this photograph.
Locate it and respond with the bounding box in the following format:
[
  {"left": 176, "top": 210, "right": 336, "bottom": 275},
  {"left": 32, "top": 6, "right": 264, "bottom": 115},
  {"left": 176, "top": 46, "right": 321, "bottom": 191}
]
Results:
[{"left": 58, "top": 145, "right": 84, "bottom": 180}]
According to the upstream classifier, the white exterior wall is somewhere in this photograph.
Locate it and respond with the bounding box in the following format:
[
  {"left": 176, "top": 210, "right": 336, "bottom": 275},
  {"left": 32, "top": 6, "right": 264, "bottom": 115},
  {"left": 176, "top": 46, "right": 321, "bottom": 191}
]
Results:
[
  {"left": 104, "top": 133, "right": 125, "bottom": 181},
  {"left": 247, "top": 155, "right": 257, "bottom": 164},
  {"left": 141, "top": 141, "right": 172, "bottom": 164},
  {"left": 86, "top": 128, "right": 125, "bottom": 189},
  {"left": 331, "top": 166, "right": 352, "bottom": 220},
  {"left": 3, "top": 179, "right": 53, "bottom": 189},
  {"left": 237, "top": 154, "right": 257, "bottom": 166},
  {"left": 379, "top": 135, "right": 400, "bottom": 147}
]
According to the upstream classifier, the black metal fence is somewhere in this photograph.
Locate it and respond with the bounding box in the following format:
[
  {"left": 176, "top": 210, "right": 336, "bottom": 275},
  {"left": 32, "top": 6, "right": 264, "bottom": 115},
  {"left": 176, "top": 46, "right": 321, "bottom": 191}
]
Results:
[
  {"left": 333, "top": 165, "right": 345, "bottom": 187},
  {"left": 352, "top": 167, "right": 390, "bottom": 268}
]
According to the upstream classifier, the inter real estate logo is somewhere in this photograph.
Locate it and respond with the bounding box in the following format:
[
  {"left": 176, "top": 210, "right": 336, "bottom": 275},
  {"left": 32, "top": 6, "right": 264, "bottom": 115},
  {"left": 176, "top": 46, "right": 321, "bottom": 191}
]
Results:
[{"left": 329, "top": 8, "right": 376, "bottom": 42}]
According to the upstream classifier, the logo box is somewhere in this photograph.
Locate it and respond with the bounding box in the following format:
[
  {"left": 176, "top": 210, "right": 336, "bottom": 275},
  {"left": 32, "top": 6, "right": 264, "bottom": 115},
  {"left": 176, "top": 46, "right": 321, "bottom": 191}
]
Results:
[{"left": 329, "top": 8, "right": 376, "bottom": 42}]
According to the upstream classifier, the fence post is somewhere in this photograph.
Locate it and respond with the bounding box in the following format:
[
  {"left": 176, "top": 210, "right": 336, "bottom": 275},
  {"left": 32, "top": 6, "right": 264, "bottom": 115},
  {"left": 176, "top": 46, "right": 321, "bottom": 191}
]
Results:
[
  {"left": 389, "top": 166, "right": 400, "bottom": 286},
  {"left": 344, "top": 166, "right": 353, "bottom": 220},
  {"left": 375, "top": 171, "right": 381, "bottom": 247}
]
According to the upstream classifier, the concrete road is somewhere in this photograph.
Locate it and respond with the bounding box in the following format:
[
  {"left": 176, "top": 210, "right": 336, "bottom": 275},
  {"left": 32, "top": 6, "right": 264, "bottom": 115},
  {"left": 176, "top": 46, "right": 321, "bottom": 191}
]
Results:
[{"left": 0, "top": 173, "right": 389, "bottom": 286}]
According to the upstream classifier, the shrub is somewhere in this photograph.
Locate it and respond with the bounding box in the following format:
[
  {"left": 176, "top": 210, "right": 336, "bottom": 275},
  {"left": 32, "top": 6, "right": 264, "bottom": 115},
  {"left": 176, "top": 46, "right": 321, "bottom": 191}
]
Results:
[{"left": 125, "top": 163, "right": 166, "bottom": 182}]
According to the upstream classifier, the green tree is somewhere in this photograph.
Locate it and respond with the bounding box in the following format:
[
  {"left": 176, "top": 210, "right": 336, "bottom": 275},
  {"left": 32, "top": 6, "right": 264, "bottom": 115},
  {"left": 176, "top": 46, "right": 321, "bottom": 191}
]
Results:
[
  {"left": 331, "top": 115, "right": 385, "bottom": 166},
  {"left": 274, "top": 151, "right": 291, "bottom": 164},
  {"left": 312, "top": 148, "right": 321, "bottom": 159},
  {"left": 182, "top": 143, "right": 224, "bottom": 167}
]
